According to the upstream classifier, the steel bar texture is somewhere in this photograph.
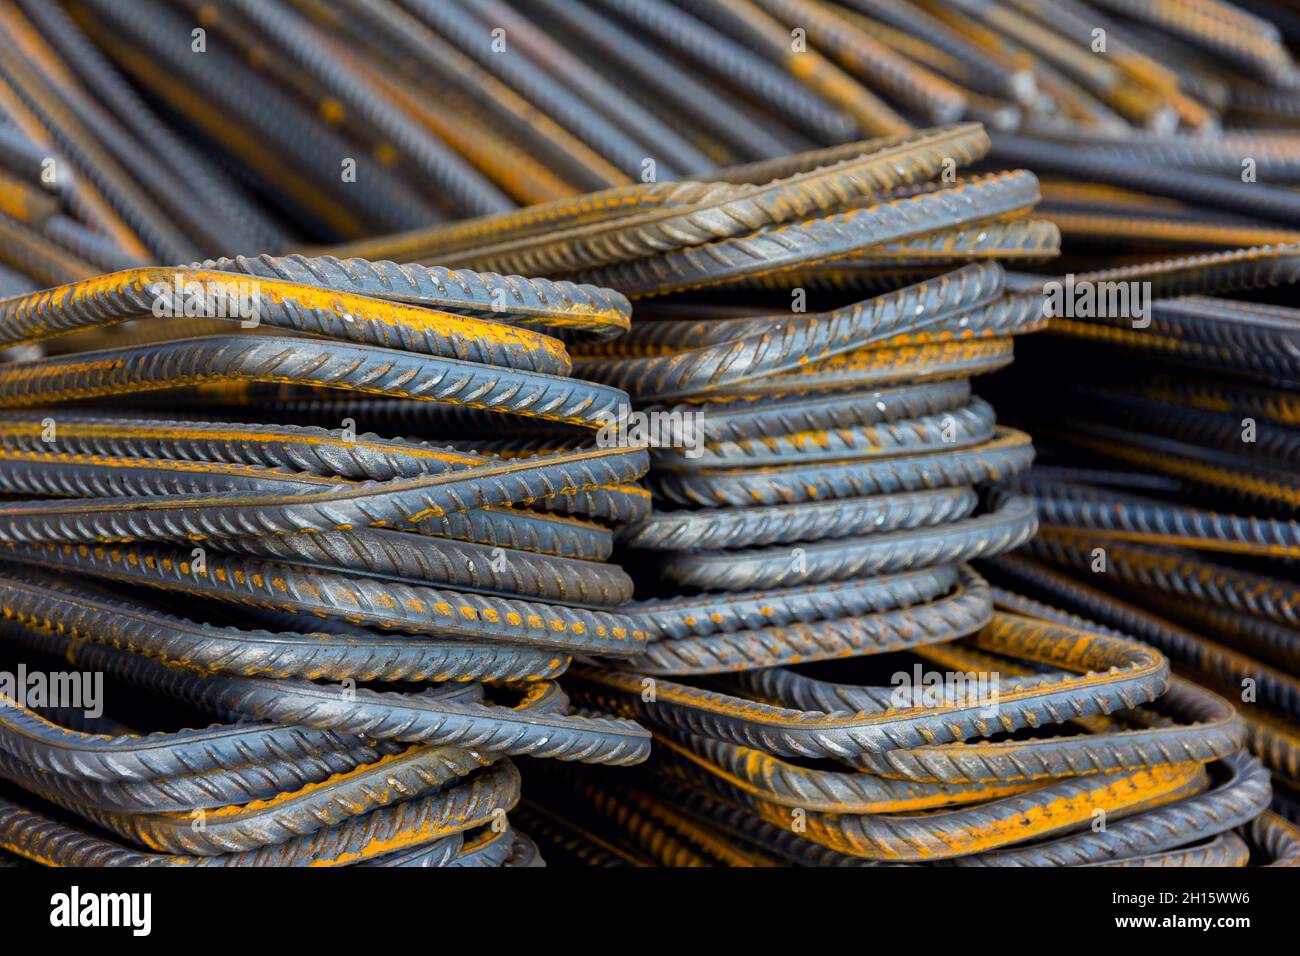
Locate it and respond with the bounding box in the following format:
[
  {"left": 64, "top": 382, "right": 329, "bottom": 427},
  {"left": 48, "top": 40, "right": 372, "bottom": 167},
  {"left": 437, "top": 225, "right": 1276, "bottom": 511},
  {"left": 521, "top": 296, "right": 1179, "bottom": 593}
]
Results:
[
  {"left": 0, "top": 250, "right": 655, "bottom": 866},
  {"left": 1, "top": 0, "right": 1298, "bottom": 871}
]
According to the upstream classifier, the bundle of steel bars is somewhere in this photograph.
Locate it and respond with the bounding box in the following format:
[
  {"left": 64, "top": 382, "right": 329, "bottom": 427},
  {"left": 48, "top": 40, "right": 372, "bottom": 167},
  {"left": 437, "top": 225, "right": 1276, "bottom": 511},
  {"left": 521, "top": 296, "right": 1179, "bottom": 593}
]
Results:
[
  {"left": 1, "top": 0, "right": 1299, "bottom": 869},
  {"left": 0, "top": 258, "right": 662, "bottom": 866}
]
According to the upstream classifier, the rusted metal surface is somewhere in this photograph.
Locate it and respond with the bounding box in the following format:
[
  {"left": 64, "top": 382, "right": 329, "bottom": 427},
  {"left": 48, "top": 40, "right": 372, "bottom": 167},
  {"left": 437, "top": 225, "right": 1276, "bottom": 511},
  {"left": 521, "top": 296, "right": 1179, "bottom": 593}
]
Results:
[
  {"left": 0, "top": 249, "right": 655, "bottom": 866},
  {"left": 1, "top": 0, "right": 1297, "bottom": 870},
  {"left": 479, "top": 126, "right": 1263, "bottom": 866},
  {"left": 887, "top": 2, "right": 1300, "bottom": 856}
]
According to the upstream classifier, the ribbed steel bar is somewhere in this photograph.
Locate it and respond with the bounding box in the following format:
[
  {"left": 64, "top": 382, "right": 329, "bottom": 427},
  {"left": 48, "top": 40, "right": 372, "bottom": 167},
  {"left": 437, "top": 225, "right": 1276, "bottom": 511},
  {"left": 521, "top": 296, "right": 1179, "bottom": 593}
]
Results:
[{"left": 3, "top": 0, "right": 1294, "bottom": 870}]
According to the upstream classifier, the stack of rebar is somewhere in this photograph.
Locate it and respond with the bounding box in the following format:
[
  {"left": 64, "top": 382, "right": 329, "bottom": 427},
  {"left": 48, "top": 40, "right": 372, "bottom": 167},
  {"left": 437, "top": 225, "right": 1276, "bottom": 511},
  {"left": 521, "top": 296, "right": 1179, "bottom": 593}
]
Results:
[
  {"left": 0, "top": 259, "right": 661, "bottom": 867},
  {"left": 961, "top": 3, "right": 1300, "bottom": 839},
  {"left": 1, "top": 0, "right": 1300, "bottom": 869},
  {"left": 451, "top": 129, "right": 1289, "bottom": 868},
  {"left": 982, "top": 251, "right": 1300, "bottom": 839},
  {"left": 6, "top": 0, "right": 1300, "bottom": 277}
]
